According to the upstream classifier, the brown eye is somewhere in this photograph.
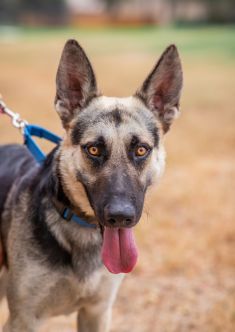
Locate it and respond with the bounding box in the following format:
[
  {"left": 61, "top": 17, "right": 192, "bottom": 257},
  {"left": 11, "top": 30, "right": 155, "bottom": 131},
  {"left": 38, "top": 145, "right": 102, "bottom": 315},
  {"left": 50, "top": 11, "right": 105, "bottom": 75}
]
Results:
[
  {"left": 135, "top": 146, "right": 148, "bottom": 157},
  {"left": 88, "top": 146, "right": 100, "bottom": 157}
]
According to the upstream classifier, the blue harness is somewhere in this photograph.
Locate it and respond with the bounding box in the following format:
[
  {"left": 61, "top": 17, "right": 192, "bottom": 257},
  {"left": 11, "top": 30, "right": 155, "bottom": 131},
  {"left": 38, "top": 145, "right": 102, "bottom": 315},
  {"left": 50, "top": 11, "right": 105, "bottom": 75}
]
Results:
[{"left": 23, "top": 124, "right": 96, "bottom": 229}]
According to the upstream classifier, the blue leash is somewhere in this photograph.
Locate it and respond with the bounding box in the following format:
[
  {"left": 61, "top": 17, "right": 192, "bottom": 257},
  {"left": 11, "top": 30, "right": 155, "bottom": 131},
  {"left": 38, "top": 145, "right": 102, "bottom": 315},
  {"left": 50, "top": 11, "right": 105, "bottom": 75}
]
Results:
[
  {"left": 23, "top": 124, "right": 62, "bottom": 163},
  {"left": 23, "top": 124, "right": 96, "bottom": 229},
  {"left": 0, "top": 99, "right": 95, "bottom": 228},
  {"left": 24, "top": 124, "right": 96, "bottom": 229}
]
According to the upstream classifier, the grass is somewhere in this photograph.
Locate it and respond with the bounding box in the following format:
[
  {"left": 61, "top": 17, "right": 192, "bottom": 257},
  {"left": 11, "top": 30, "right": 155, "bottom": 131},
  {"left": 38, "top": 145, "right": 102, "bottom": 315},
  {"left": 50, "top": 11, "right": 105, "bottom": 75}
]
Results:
[
  {"left": 1, "top": 25, "right": 235, "bottom": 59},
  {"left": 0, "top": 25, "right": 235, "bottom": 331}
]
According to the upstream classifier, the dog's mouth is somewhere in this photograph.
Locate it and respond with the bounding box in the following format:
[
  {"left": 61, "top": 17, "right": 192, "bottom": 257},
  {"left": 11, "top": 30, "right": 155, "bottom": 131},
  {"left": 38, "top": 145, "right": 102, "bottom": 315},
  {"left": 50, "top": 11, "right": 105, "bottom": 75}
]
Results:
[{"left": 101, "top": 226, "right": 138, "bottom": 274}]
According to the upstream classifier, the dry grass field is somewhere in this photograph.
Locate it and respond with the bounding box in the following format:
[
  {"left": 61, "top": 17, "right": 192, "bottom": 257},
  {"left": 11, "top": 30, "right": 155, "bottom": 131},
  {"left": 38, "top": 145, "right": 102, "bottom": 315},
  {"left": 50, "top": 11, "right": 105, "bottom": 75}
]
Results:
[{"left": 0, "top": 26, "right": 235, "bottom": 331}]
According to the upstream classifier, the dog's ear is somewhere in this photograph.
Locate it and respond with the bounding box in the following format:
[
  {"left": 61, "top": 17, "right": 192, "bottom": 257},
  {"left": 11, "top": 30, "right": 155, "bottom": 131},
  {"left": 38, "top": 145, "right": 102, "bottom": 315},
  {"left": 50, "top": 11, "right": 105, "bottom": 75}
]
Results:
[
  {"left": 136, "top": 45, "right": 183, "bottom": 133},
  {"left": 55, "top": 39, "right": 98, "bottom": 128}
]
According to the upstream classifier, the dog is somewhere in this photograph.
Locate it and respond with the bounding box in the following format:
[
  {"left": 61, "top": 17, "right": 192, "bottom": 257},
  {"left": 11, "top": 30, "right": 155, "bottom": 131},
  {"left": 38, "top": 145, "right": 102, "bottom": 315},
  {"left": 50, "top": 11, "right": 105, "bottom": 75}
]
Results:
[{"left": 0, "top": 39, "right": 183, "bottom": 332}]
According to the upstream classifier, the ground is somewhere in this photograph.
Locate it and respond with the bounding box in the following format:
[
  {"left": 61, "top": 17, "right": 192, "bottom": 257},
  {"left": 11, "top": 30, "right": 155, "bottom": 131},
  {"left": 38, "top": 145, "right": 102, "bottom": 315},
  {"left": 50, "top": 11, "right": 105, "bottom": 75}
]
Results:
[{"left": 0, "top": 26, "right": 235, "bottom": 331}]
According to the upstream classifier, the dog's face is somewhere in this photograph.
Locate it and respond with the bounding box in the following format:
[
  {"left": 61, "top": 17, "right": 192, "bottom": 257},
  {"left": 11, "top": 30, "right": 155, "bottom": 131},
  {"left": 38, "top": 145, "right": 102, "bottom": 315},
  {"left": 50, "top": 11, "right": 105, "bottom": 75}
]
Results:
[
  {"left": 60, "top": 95, "right": 165, "bottom": 225},
  {"left": 55, "top": 40, "right": 183, "bottom": 273}
]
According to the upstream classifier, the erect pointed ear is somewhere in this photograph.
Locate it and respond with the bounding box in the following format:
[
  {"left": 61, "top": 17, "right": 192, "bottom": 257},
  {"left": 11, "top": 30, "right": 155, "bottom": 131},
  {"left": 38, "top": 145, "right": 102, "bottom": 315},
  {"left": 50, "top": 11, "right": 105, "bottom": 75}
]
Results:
[
  {"left": 55, "top": 39, "right": 98, "bottom": 128},
  {"left": 136, "top": 45, "right": 183, "bottom": 133}
]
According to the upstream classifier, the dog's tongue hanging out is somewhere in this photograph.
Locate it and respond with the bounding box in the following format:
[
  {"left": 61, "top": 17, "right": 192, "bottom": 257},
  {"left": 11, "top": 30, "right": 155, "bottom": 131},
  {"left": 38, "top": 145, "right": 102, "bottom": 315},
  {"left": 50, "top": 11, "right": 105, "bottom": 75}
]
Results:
[{"left": 101, "top": 227, "right": 138, "bottom": 274}]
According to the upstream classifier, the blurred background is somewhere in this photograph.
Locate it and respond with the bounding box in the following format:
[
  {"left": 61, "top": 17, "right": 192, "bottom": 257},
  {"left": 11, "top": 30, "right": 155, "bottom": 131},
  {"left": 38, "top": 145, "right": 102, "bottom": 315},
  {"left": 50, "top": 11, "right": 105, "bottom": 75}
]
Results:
[{"left": 0, "top": 1, "right": 235, "bottom": 331}]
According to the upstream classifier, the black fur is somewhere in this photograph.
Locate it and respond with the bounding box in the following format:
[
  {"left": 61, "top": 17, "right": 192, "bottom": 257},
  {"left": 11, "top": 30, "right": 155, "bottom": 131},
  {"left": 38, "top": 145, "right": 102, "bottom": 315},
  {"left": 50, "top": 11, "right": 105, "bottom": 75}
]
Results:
[
  {"left": 71, "top": 109, "right": 124, "bottom": 145},
  {"left": 71, "top": 119, "right": 88, "bottom": 146},
  {"left": 28, "top": 148, "right": 72, "bottom": 267},
  {"left": 0, "top": 145, "right": 37, "bottom": 221},
  {"left": 126, "top": 135, "right": 152, "bottom": 171},
  {"left": 82, "top": 136, "right": 109, "bottom": 169},
  {"left": 0, "top": 145, "right": 74, "bottom": 268},
  {"left": 106, "top": 109, "right": 122, "bottom": 127},
  {"left": 85, "top": 164, "right": 145, "bottom": 228},
  {"left": 147, "top": 123, "right": 159, "bottom": 147},
  {"left": 0, "top": 143, "right": 102, "bottom": 279}
]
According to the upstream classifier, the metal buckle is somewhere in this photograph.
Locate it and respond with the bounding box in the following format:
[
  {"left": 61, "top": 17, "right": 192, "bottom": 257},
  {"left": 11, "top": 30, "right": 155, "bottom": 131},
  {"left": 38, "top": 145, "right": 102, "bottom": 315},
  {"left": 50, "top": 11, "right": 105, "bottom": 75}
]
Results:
[{"left": 0, "top": 98, "right": 28, "bottom": 133}]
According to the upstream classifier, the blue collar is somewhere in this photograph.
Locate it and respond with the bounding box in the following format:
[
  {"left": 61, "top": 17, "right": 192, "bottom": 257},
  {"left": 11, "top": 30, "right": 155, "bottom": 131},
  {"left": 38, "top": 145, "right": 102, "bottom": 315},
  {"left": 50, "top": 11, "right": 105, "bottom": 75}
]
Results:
[
  {"left": 24, "top": 124, "right": 96, "bottom": 229},
  {"left": 62, "top": 208, "right": 96, "bottom": 229}
]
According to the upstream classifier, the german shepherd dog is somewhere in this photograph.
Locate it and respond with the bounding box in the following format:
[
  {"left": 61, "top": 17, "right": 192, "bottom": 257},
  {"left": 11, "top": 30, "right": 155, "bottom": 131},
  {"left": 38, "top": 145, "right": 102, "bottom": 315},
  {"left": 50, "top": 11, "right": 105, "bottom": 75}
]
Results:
[{"left": 0, "top": 40, "right": 183, "bottom": 331}]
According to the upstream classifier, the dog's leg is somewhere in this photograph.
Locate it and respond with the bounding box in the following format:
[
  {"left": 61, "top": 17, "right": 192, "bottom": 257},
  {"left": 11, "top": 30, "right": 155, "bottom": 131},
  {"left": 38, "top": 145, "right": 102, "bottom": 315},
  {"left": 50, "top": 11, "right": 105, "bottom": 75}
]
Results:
[
  {"left": 77, "top": 273, "right": 124, "bottom": 332},
  {"left": 3, "top": 277, "right": 41, "bottom": 332},
  {"left": 0, "top": 267, "right": 7, "bottom": 301},
  {"left": 4, "top": 289, "right": 40, "bottom": 332},
  {"left": 77, "top": 305, "right": 112, "bottom": 332},
  {"left": 3, "top": 314, "right": 40, "bottom": 332}
]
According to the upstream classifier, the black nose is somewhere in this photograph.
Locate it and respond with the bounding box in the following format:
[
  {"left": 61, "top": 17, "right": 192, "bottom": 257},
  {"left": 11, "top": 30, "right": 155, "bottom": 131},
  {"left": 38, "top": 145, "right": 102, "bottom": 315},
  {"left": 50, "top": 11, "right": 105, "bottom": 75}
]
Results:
[{"left": 104, "top": 201, "right": 136, "bottom": 228}]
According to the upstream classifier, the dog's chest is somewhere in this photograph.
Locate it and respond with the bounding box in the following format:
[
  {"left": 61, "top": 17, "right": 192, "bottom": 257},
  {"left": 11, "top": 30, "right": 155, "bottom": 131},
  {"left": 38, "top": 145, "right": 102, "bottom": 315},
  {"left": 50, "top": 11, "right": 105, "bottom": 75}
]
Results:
[{"left": 36, "top": 266, "right": 122, "bottom": 318}]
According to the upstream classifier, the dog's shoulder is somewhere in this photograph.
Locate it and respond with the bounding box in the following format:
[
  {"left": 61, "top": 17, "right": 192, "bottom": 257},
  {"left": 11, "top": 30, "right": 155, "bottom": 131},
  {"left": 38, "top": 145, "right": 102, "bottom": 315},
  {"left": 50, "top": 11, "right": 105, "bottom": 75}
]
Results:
[{"left": 0, "top": 144, "right": 36, "bottom": 218}]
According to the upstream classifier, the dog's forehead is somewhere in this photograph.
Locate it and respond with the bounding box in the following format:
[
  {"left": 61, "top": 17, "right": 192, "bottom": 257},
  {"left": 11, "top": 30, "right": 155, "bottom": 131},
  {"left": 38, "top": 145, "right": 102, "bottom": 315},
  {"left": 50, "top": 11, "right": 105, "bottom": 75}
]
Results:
[
  {"left": 82, "top": 95, "right": 147, "bottom": 118},
  {"left": 71, "top": 95, "right": 160, "bottom": 146},
  {"left": 93, "top": 96, "right": 142, "bottom": 110}
]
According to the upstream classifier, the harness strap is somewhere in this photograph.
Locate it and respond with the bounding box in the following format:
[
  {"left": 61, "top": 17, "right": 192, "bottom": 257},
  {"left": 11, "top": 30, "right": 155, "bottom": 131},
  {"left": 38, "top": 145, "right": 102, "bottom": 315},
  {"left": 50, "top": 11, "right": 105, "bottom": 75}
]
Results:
[
  {"left": 23, "top": 124, "right": 96, "bottom": 229},
  {"left": 0, "top": 95, "right": 96, "bottom": 230},
  {"left": 24, "top": 124, "right": 61, "bottom": 163},
  {"left": 1, "top": 96, "right": 96, "bottom": 230}
]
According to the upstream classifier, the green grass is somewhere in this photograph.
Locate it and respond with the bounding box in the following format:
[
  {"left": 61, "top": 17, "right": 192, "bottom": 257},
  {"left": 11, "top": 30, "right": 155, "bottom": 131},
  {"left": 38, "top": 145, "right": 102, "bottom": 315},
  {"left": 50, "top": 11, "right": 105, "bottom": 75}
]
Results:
[{"left": 0, "top": 25, "right": 235, "bottom": 60}]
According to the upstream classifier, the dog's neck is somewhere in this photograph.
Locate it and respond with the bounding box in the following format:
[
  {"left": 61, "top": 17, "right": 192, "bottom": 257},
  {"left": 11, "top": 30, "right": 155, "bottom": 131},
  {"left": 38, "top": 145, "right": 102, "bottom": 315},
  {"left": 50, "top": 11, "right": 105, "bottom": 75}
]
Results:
[
  {"left": 27, "top": 146, "right": 102, "bottom": 274},
  {"left": 38, "top": 146, "right": 96, "bottom": 225}
]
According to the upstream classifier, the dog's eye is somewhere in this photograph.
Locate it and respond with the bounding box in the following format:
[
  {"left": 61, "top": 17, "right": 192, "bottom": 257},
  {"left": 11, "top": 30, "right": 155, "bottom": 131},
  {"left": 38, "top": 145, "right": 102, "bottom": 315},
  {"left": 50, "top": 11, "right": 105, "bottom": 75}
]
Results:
[
  {"left": 87, "top": 146, "right": 101, "bottom": 157},
  {"left": 135, "top": 146, "right": 148, "bottom": 157}
]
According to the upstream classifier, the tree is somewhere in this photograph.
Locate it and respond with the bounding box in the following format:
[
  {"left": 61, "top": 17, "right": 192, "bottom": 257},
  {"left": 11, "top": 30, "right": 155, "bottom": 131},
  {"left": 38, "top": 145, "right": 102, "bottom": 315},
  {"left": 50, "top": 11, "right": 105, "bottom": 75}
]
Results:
[
  {"left": 203, "top": 0, "right": 235, "bottom": 23},
  {"left": 103, "top": 0, "right": 123, "bottom": 11},
  {"left": 0, "top": 0, "right": 68, "bottom": 25}
]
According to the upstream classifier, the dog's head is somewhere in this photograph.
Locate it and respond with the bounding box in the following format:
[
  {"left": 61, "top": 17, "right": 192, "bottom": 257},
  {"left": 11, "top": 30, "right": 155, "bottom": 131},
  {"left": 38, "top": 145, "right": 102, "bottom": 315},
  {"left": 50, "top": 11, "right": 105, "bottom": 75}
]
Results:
[{"left": 55, "top": 40, "right": 183, "bottom": 273}]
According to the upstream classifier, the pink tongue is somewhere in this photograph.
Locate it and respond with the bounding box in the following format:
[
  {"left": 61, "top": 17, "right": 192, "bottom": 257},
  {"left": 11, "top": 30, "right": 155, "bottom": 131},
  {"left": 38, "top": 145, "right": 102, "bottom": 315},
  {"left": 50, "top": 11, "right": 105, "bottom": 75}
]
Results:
[{"left": 101, "top": 227, "right": 138, "bottom": 274}]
